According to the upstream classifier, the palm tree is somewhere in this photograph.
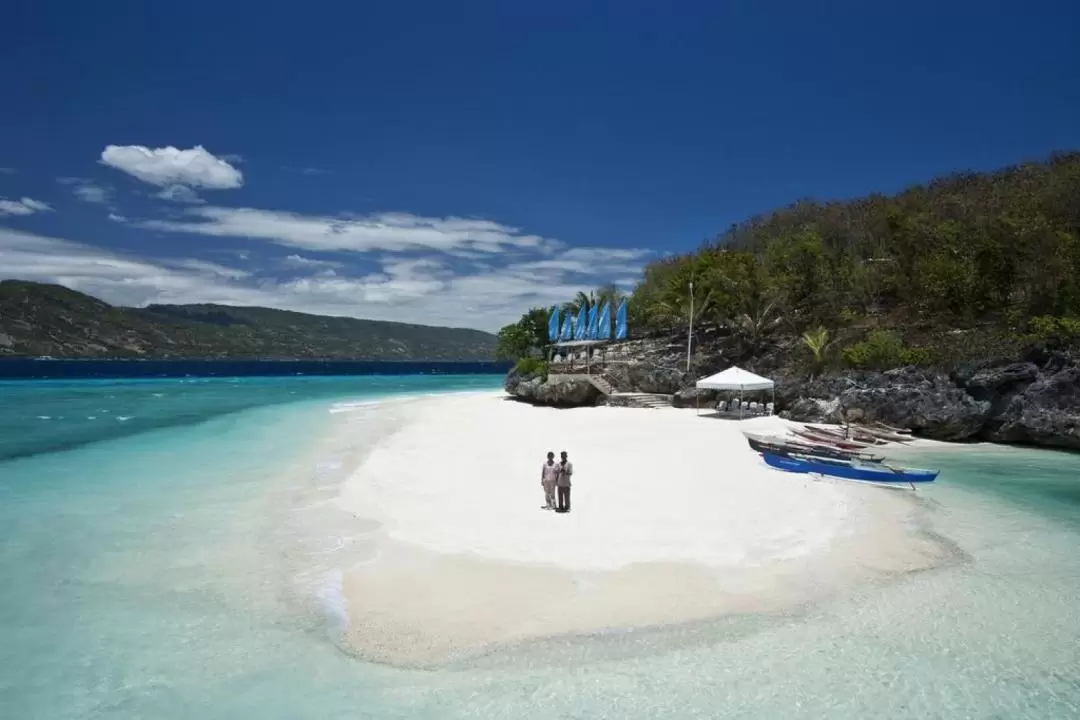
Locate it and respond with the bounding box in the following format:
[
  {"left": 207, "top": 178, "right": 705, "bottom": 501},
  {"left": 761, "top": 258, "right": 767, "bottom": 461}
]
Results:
[
  {"left": 561, "top": 291, "right": 592, "bottom": 315},
  {"left": 732, "top": 297, "right": 781, "bottom": 354},
  {"left": 801, "top": 325, "right": 831, "bottom": 377},
  {"left": 655, "top": 272, "right": 714, "bottom": 331},
  {"left": 595, "top": 283, "right": 625, "bottom": 309}
]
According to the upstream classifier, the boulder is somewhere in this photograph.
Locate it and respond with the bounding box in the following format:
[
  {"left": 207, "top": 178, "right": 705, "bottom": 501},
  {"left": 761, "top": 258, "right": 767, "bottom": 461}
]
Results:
[
  {"left": 983, "top": 366, "right": 1080, "bottom": 449},
  {"left": 837, "top": 384, "right": 990, "bottom": 441},
  {"left": 506, "top": 374, "right": 602, "bottom": 407},
  {"left": 601, "top": 362, "right": 686, "bottom": 394},
  {"left": 961, "top": 362, "right": 1040, "bottom": 402},
  {"left": 777, "top": 367, "right": 991, "bottom": 441},
  {"left": 672, "top": 386, "right": 717, "bottom": 409},
  {"left": 783, "top": 397, "right": 842, "bottom": 424}
]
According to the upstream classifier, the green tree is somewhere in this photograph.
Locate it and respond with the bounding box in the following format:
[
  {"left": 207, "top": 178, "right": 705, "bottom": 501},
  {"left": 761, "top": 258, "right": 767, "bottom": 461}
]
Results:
[
  {"left": 494, "top": 323, "right": 532, "bottom": 361},
  {"left": 494, "top": 306, "right": 555, "bottom": 361}
]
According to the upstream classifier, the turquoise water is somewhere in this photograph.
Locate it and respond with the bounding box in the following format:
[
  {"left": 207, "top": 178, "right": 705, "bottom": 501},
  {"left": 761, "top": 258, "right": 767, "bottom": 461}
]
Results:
[{"left": 2, "top": 381, "right": 1079, "bottom": 718}]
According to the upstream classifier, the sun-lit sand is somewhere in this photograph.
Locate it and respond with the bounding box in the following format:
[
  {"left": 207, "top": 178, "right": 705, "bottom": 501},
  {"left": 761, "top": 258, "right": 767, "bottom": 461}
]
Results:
[{"left": 334, "top": 392, "right": 948, "bottom": 666}]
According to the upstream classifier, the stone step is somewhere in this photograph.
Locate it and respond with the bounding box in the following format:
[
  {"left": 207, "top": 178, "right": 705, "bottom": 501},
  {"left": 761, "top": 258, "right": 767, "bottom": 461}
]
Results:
[
  {"left": 606, "top": 393, "right": 674, "bottom": 409},
  {"left": 589, "top": 376, "right": 616, "bottom": 395},
  {"left": 547, "top": 373, "right": 615, "bottom": 396}
]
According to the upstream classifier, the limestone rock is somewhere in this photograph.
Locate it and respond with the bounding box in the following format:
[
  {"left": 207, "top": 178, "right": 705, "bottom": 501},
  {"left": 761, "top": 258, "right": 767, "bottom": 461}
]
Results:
[
  {"left": 504, "top": 373, "right": 602, "bottom": 407},
  {"left": 672, "top": 387, "right": 717, "bottom": 409}
]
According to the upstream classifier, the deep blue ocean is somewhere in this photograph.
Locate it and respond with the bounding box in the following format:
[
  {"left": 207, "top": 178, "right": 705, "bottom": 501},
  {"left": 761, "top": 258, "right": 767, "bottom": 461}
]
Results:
[{"left": 1, "top": 361, "right": 1079, "bottom": 719}]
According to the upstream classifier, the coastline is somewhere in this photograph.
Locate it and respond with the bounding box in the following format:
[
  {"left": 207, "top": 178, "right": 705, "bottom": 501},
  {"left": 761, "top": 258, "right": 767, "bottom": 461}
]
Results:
[{"left": 331, "top": 392, "right": 956, "bottom": 667}]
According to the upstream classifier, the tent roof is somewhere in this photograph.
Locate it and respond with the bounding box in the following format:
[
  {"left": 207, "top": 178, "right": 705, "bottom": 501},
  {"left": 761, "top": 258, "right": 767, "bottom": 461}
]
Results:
[{"left": 695, "top": 366, "right": 774, "bottom": 391}]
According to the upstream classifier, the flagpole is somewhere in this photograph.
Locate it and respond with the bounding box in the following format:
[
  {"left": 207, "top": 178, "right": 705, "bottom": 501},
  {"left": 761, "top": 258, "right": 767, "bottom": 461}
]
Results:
[{"left": 686, "top": 281, "right": 694, "bottom": 373}]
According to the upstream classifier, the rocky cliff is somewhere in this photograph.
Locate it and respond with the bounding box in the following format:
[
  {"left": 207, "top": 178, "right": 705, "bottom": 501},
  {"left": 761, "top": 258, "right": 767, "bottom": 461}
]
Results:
[{"left": 504, "top": 337, "right": 1080, "bottom": 451}]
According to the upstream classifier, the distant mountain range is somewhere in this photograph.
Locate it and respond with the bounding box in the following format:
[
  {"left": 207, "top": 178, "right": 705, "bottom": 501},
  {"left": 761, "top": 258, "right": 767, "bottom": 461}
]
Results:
[{"left": 0, "top": 280, "right": 496, "bottom": 361}]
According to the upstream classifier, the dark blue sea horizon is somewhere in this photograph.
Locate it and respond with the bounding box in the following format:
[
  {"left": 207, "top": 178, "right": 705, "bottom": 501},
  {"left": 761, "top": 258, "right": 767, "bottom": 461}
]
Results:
[{"left": 0, "top": 358, "right": 510, "bottom": 380}]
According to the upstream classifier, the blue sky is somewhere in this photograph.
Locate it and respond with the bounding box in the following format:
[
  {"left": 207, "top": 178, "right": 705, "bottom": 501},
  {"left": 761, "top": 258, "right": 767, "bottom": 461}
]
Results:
[{"left": 1, "top": 0, "right": 1078, "bottom": 331}]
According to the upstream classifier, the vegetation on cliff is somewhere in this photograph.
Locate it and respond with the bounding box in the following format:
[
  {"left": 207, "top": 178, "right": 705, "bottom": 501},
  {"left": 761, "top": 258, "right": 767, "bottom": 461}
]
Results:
[
  {"left": 0, "top": 281, "right": 497, "bottom": 360},
  {"left": 498, "top": 152, "right": 1080, "bottom": 372}
]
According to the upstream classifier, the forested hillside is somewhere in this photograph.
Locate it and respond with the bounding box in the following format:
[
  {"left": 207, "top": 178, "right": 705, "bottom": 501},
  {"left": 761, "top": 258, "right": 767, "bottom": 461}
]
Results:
[
  {"left": 627, "top": 151, "right": 1080, "bottom": 368},
  {"left": 499, "top": 152, "right": 1080, "bottom": 371},
  {"left": 0, "top": 281, "right": 496, "bottom": 360}
]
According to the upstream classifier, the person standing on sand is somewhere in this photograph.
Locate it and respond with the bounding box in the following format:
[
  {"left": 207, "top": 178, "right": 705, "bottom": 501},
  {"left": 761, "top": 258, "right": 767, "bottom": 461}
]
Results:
[
  {"left": 555, "top": 450, "right": 573, "bottom": 513},
  {"left": 540, "top": 451, "right": 559, "bottom": 510}
]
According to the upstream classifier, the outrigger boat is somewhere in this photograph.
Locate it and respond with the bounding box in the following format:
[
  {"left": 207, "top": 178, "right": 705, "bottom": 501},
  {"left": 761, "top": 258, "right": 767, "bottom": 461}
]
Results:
[
  {"left": 807, "top": 424, "right": 889, "bottom": 445},
  {"left": 867, "top": 420, "right": 912, "bottom": 436},
  {"left": 808, "top": 423, "right": 913, "bottom": 445},
  {"left": 743, "top": 432, "right": 885, "bottom": 463},
  {"left": 855, "top": 424, "right": 914, "bottom": 443},
  {"left": 791, "top": 428, "right": 874, "bottom": 450},
  {"left": 760, "top": 451, "right": 939, "bottom": 487}
]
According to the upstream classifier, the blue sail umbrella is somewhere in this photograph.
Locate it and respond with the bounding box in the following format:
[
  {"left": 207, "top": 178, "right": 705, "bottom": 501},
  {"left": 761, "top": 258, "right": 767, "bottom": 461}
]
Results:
[
  {"left": 559, "top": 313, "right": 573, "bottom": 342},
  {"left": 586, "top": 303, "right": 599, "bottom": 340},
  {"left": 615, "top": 300, "right": 628, "bottom": 340},
  {"left": 547, "top": 306, "right": 560, "bottom": 342},
  {"left": 573, "top": 304, "right": 588, "bottom": 340},
  {"left": 597, "top": 302, "right": 611, "bottom": 340}
]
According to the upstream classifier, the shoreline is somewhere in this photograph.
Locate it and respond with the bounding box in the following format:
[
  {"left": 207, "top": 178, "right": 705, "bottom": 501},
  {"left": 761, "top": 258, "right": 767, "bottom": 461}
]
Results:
[{"left": 329, "top": 392, "right": 959, "bottom": 667}]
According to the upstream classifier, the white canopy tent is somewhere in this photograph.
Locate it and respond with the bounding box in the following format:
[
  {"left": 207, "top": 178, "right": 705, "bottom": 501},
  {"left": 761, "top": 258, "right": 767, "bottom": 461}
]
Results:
[{"left": 694, "top": 366, "right": 775, "bottom": 417}]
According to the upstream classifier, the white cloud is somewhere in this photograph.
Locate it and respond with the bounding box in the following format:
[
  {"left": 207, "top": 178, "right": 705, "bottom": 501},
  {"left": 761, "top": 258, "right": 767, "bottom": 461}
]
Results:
[
  {"left": 0, "top": 226, "right": 650, "bottom": 331},
  {"left": 0, "top": 167, "right": 14, "bottom": 174},
  {"left": 0, "top": 228, "right": 262, "bottom": 308},
  {"left": 0, "top": 197, "right": 51, "bottom": 217},
  {"left": 75, "top": 185, "right": 109, "bottom": 203},
  {"left": 161, "top": 258, "right": 251, "bottom": 280},
  {"left": 107, "top": 213, "right": 127, "bottom": 222},
  {"left": 100, "top": 145, "right": 243, "bottom": 190},
  {"left": 138, "top": 206, "right": 555, "bottom": 255},
  {"left": 57, "top": 177, "right": 111, "bottom": 204},
  {"left": 155, "top": 185, "right": 204, "bottom": 204},
  {"left": 282, "top": 253, "right": 343, "bottom": 270}
]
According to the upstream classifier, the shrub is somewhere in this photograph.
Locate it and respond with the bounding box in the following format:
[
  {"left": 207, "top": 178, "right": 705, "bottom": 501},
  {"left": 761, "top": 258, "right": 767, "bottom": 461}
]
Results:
[
  {"left": 512, "top": 357, "right": 549, "bottom": 378},
  {"left": 842, "top": 329, "right": 930, "bottom": 370},
  {"left": 899, "top": 346, "right": 932, "bottom": 366},
  {"left": 1027, "top": 316, "right": 1080, "bottom": 347}
]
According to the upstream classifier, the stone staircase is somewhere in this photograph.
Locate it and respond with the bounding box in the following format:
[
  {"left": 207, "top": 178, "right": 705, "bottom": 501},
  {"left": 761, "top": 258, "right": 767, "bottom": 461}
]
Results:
[
  {"left": 588, "top": 375, "right": 616, "bottom": 395},
  {"left": 605, "top": 392, "right": 674, "bottom": 409},
  {"left": 544, "top": 373, "right": 674, "bottom": 408},
  {"left": 548, "top": 373, "right": 616, "bottom": 396}
]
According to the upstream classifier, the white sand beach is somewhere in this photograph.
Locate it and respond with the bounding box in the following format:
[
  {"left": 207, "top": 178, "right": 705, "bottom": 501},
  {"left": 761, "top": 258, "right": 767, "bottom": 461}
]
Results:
[{"left": 335, "top": 392, "right": 949, "bottom": 667}]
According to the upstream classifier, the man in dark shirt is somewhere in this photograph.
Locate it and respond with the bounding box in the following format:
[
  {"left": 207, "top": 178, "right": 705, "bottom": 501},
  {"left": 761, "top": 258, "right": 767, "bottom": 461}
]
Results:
[{"left": 555, "top": 450, "right": 573, "bottom": 513}]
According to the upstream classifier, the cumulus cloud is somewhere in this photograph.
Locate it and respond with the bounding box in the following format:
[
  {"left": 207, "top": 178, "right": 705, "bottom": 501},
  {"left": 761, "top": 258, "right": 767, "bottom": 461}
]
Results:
[
  {"left": 57, "top": 177, "right": 111, "bottom": 204},
  {"left": 0, "top": 226, "right": 651, "bottom": 331},
  {"left": 0, "top": 197, "right": 51, "bottom": 217},
  {"left": 100, "top": 145, "right": 243, "bottom": 190},
  {"left": 138, "top": 207, "right": 556, "bottom": 255}
]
